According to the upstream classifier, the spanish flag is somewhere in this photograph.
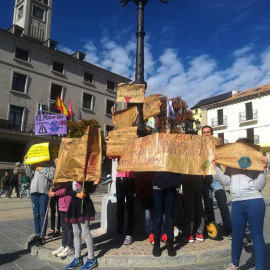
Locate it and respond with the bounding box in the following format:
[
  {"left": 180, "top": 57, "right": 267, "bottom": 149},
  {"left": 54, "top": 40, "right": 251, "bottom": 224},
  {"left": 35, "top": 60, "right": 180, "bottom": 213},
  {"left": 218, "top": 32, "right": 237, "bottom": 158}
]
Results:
[{"left": 56, "top": 96, "right": 68, "bottom": 116}]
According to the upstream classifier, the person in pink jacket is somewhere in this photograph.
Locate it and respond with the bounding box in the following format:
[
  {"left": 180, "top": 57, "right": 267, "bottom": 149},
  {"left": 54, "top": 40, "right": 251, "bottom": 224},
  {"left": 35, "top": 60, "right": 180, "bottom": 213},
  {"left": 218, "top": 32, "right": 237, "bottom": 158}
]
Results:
[{"left": 49, "top": 182, "right": 74, "bottom": 257}]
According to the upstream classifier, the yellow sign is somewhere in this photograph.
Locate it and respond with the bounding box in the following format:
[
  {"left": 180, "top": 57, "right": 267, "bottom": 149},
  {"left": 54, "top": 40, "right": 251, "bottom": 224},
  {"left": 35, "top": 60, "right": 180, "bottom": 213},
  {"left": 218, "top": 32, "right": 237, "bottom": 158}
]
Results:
[{"left": 25, "top": 142, "right": 50, "bottom": 165}]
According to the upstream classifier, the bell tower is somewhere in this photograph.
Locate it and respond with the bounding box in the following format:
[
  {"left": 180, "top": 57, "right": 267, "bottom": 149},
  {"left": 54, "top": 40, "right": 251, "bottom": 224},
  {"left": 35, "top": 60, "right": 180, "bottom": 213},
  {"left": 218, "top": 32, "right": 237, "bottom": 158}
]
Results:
[{"left": 13, "top": 0, "right": 52, "bottom": 42}]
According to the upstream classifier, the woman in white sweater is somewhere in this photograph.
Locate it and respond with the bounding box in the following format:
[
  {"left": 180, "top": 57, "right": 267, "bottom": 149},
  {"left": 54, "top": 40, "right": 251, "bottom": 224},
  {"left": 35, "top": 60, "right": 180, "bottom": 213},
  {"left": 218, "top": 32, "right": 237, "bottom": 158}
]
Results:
[{"left": 212, "top": 138, "right": 268, "bottom": 270}]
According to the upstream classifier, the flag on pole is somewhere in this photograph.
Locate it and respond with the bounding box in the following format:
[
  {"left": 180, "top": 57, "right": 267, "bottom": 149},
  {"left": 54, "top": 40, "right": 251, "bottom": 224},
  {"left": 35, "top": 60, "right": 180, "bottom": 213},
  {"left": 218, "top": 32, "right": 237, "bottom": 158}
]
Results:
[
  {"left": 56, "top": 96, "right": 68, "bottom": 116},
  {"left": 39, "top": 98, "right": 43, "bottom": 115},
  {"left": 167, "top": 99, "right": 176, "bottom": 119},
  {"left": 68, "top": 98, "right": 73, "bottom": 119}
]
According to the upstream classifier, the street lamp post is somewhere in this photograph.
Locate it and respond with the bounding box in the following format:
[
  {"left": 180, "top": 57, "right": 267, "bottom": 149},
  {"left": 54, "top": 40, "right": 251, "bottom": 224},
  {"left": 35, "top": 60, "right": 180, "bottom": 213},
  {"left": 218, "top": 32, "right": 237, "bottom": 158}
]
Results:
[{"left": 119, "top": 0, "right": 169, "bottom": 132}]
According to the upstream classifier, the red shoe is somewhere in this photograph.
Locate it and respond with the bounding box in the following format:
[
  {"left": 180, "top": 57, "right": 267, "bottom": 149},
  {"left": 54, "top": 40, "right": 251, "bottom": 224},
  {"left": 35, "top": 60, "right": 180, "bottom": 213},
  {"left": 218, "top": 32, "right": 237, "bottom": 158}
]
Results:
[
  {"left": 196, "top": 233, "right": 204, "bottom": 242},
  {"left": 161, "top": 234, "right": 167, "bottom": 242},
  {"left": 181, "top": 235, "right": 194, "bottom": 243},
  {"left": 148, "top": 233, "right": 154, "bottom": 245}
]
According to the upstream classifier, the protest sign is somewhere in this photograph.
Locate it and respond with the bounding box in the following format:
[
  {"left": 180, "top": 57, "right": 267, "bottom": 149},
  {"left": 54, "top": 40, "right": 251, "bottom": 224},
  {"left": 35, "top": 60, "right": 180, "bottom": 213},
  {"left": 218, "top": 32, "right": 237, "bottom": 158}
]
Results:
[
  {"left": 106, "top": 127, "right": 137, "bottom": 157},
  {"left": 117, "top": 83, "right": 145, "bottom": 103},
  {"left": 143, "top": 94, "right": 161, "bottom": 119},
  {"left": 35, "top": 114, "right": 67, "bottom": 135},
  {"left": 117, "top": 133, "right": 222, "bottom": 175},
  {"left": 114, "top": 106, "right": 137, "bottom": 129},
  {"left": 25, "top": 142, "right": 50, "bottom": 165},
  {"left": 215, "top": 143, "right": 263, "bottom": 171},
  {"left": 53, "top": 126, "right": 101, "bottom": 183}
]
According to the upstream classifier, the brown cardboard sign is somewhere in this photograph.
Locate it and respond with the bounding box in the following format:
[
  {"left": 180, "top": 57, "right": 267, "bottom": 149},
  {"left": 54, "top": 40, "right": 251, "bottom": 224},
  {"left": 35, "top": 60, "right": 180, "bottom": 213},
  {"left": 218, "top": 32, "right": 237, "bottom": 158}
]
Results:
[
  {"left": 143, "top": 94, "right": 161, "bottom": 119},
  {"left": 117, "top": 83, "right": 145, "bottom": 103},
  {"left": 114, "top": 106, "right": 137, "bottom": 130}
]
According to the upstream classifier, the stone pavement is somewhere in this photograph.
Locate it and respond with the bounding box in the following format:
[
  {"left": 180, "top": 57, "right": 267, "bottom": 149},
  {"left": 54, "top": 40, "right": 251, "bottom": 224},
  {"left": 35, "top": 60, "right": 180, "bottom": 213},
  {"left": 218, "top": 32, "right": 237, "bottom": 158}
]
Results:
[{"left": 1, "top": 192, "right": 270, "bottom": 269}]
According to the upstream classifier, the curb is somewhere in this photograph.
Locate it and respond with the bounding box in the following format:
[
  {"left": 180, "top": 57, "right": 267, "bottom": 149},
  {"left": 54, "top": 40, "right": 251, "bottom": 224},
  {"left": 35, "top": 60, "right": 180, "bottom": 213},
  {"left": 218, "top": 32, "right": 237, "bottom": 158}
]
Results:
[{"left": 31, "top": 242, "right": 231, "bottom": 267}]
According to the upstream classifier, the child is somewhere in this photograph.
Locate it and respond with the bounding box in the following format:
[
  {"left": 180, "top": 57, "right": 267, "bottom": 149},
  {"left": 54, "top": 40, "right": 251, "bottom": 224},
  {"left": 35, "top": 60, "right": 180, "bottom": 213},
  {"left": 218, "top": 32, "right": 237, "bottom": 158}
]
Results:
[
  {"left": 49, "top": 182, "right": 74, "bottom": 257},
  {"left": 65, "top": 180, "right": 99, "bottom": 270}
]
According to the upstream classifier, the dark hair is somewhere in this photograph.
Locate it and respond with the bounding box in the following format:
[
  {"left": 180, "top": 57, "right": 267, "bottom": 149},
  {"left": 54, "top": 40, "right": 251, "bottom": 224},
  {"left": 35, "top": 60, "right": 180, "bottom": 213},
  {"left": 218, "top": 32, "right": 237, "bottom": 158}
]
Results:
[
  {"left": 202, "top": 125, "right": 213, "bottom": 135},
  {"left": 236, "top": 138, "right": 253, "bottom": 143}
]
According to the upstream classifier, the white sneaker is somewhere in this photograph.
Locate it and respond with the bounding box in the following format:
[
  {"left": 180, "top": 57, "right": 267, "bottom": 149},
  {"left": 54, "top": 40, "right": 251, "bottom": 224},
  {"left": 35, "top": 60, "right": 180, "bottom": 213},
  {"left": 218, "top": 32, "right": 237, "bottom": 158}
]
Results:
[
  {"left": 57, "top": 247, "right": 75, "bottom": 257},
  {"left": 52, "top": 246, "right": 64, "bottom": 256}
]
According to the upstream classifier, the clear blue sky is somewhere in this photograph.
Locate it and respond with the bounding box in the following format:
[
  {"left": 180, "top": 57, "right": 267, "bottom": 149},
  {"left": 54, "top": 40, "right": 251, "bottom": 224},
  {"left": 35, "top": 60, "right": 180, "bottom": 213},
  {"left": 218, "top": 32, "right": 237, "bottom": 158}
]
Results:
[{"left": 1, "top": 0, "right": 270, "bottom": 107}]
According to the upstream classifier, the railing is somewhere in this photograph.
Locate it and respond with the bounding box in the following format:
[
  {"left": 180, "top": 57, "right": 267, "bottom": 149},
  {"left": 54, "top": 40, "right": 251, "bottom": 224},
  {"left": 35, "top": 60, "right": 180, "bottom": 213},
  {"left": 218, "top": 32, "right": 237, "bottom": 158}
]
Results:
[
  {"left": 254, "top": 135, "right": 259, "bottom": 144},
  {"left": 239, "top": 109, "right": 258, "bottom": 122},
  {"left": 0, "top": 119, "right": 34, "bottom": 133},
  {"left": 211, "top": 116, "right": 227, "bottom": 127}
]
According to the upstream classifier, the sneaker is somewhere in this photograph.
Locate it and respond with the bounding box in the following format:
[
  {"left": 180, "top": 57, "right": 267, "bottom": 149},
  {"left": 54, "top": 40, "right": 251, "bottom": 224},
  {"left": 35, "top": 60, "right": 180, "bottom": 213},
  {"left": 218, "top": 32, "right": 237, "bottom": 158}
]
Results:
[
  {"left": 46, "top": 230, "right": 55, "bottom": 237},
  {"left": 161, "top": 234, "right": 167, "bottom": 242},
  {"left": 181, "top": 235, "right": 194, "bottom": 243},
  {"left": 36, "top": 237, "right": 45, "bottom": 247},
  {"left": 224, "top": 263, "right": 239, "bottom": 270},
  {"left": 58, "top": 247, "right": 75, "bottom": 257},
  {"left": 124, "top": 235, "right": 133, "bottom": 245},
  {"left": 228, "top": 233, "right": 232, "bottom": 240},
  {"left": 52, "top": 246, "right": 65, "bottom": 256},
  {"left": 110, "top": 234, "right": 122, "bottom": 245},
  {"left": 80, "top": 258, "right": 98, "bottom": 270},
  {"left": 196, "top": 233, "right": 204, "bottom": 242},
  {"left": 101, "top": 174, "right": 113, "bottom": 185},
  {"left": 243, "top": 237, "right": 249, "bottom": 247},
  {"left": 54, "top": 229, "right": 61, "bottom": 237},
  {"left": 66, "top": 258, "right": 84, "bottom": 270},
  {"left": 149, "top": 233, "right": 154, "bottom": 245},
  {"left": 28, "top": 235, "right": 39, "bottom": 245}
]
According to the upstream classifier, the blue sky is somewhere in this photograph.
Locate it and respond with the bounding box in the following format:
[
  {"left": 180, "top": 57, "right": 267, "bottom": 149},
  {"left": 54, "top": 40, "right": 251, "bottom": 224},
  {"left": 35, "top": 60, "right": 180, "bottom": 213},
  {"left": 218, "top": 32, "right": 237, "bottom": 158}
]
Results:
[{"left": 1, "top": 0, "right": 270, "bottom": 107}]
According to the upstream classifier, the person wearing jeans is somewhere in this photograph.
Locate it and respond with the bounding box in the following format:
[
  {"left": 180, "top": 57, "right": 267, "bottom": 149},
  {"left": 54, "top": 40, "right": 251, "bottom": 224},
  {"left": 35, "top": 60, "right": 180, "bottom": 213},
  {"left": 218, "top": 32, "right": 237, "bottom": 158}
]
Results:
[
  {"left": 152, "top": 172, "right": 182, "bottom": 257},
  {"left": 24, "top": 160, "right": 55, "bottom": 247},
  {"left": 213, "top": 137, "right": 268, "bottom": 270}
]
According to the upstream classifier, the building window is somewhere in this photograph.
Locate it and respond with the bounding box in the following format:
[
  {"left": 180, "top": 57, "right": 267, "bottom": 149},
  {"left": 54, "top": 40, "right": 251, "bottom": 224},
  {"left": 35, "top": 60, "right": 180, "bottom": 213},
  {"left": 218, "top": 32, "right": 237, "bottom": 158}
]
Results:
[
  {"left": 106, "top": 100, "right": 115, "bottom": 114},
  {"left": 15, "top": 47, "right": 29, "bottom": 61},
  {"left": 217, "top": 109, "right": 223, "bottom": 125},
  {"left": 246, "top": 128, "right": 254, "bottom": 143},
  {"left": 105, "top": 125, "right": 114, "bottom": 136},
  {"left": 82, "top": 93, "right": 94, "bottom": 110},
  {"left": 195, "top": 109, "right": 198, "bottom": 115},
  {"left": 9, "top": 105, "right": 24, "bottom": 130},
  {"left": 12, "top": 73, "right": 27, "bottom": 93},
  {"left": 107, "top": 80, "right": 115, "bottom": 91},
  {"left": 50, "top": 84, "right": 62, "bottom": 101},
  {"left": 83, "top": 72, "right": 93, "bottom": 83},
  {"left": 52, "top": 61, "right": 64, "bottom": 73},
  {"left": 245, "top": 102, "right": 253, "bottom": 120},
  {"left": 18, "top": 6, "right": 24, "bottom": 20},
  {"left": 218, "top": 133, "right": 224, "bottom": 143},
  {"left": 32, "top": 5, "right": 45, "bottom": 21}
]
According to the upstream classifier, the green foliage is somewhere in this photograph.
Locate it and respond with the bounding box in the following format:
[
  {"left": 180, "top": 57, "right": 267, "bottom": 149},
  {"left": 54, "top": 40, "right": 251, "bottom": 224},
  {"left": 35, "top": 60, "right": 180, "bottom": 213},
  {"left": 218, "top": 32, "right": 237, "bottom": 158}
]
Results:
[{"left": 67, "top": 119, "right": 101, "bottom": 138}]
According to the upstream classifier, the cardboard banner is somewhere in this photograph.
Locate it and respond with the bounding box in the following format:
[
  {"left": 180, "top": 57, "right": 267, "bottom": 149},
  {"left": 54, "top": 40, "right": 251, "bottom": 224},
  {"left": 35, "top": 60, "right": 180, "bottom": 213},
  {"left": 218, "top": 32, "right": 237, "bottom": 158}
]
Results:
[
  {"left": 114, "top": 106, "right": 137, "bottom": 130},
  {"left": 35, "top": 114, "right": 67, "bottom": 135},
  {"left": 117, "top": 83, "right": 145, "bottom": 103},
  {"left": 106, "top": 127, "right": 137, "bottom": 157},
  {"left": 53, "top": 126, "right": 101, "bottom": 183},
  {"left": 143, "top": 94, "right": 161, "bottom": 119},
  {"left": 25, "top": 142, "right": 50, "bottom": 165},
  {"left": 117, "top": 133, "right": 222, "bottom": 175},
  {"left": 215, "top": 143, "right": 263, "bottom": 171}
]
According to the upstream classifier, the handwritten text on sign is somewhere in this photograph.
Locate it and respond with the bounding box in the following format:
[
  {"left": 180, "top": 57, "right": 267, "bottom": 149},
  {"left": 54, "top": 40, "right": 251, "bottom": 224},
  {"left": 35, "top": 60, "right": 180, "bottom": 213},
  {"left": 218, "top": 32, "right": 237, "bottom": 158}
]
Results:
[
  {"left": 117, "top": 133, "right": 222, "bottom": 175},
  {"left": 35, "top": 114, "right": 67, "bottom": 135}
]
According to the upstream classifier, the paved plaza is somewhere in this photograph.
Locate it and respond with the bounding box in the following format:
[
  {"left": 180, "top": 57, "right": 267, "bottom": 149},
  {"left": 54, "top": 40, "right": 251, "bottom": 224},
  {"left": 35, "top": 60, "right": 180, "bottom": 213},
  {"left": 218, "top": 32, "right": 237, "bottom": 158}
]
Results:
[{"left": 0, "top": 191, "right": 270, "bottom": 270}]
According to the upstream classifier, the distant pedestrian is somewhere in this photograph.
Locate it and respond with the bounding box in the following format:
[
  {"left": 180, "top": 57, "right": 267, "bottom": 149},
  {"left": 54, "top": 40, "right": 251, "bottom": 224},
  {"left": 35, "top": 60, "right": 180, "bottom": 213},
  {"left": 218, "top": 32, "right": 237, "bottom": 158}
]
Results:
[
  {"left": 20, "top": 173, "right": 31, "bottom": 199},
  {"left": 1, "top": 172, "right": 10, "bottom": 198},
  {"left": 213, "top": 138, "right": 268, "bottom": 270},
  {"left": 9, "top": 168, "right": 20, "bottom": 198}
]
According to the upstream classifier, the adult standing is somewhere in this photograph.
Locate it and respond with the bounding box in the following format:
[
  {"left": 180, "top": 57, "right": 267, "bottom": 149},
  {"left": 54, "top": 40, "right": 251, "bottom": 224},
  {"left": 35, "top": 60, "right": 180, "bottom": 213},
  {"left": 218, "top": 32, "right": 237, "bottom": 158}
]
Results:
[
  {"left": 24, "top": 159, "right": 55, "bottom": 247},
  {"left": 1, "top": 172, "right": 10, "bottom": 198},
  {"left": 20, "top": 173, "right": 31, "bottom": 199},
  {"left": 9, "top": 168, "right": 20, "bottom": 198},
  {"left": 202, "top": 125, "right": 232, "bottom": 237},
  {"left": 213, "top": 138, "right": 268, "bottom": 270}
]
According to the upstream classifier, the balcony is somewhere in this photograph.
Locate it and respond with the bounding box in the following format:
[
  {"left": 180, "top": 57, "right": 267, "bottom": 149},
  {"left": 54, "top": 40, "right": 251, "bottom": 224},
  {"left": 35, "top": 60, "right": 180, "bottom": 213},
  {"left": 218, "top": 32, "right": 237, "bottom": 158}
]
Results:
[
  {"left": 211, "top": 116, "right": 227, "bottom": 129},
  {"left": 254, "top": 135, "right": 259, "bottom": 144},
  {"left": 0, "top": 119, "right": 34, "bottom": 133},
  {"left": 239, "top": 110, "right": 258, "bottom": 125}
]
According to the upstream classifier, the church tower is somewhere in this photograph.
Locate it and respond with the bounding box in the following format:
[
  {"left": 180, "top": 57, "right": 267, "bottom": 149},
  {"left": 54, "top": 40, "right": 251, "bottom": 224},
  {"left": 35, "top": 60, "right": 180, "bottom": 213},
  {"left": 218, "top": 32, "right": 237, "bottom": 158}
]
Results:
[{"left": 12, "top": 0, "right": 52, "bottom": 42}]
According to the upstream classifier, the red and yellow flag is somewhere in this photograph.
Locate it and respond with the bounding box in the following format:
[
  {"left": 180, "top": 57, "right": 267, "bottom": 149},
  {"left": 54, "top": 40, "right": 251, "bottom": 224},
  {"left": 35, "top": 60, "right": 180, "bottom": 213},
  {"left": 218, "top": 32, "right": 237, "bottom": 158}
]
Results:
[{"left": 56, "top": 96, "right": 68, "bottom": 116}]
